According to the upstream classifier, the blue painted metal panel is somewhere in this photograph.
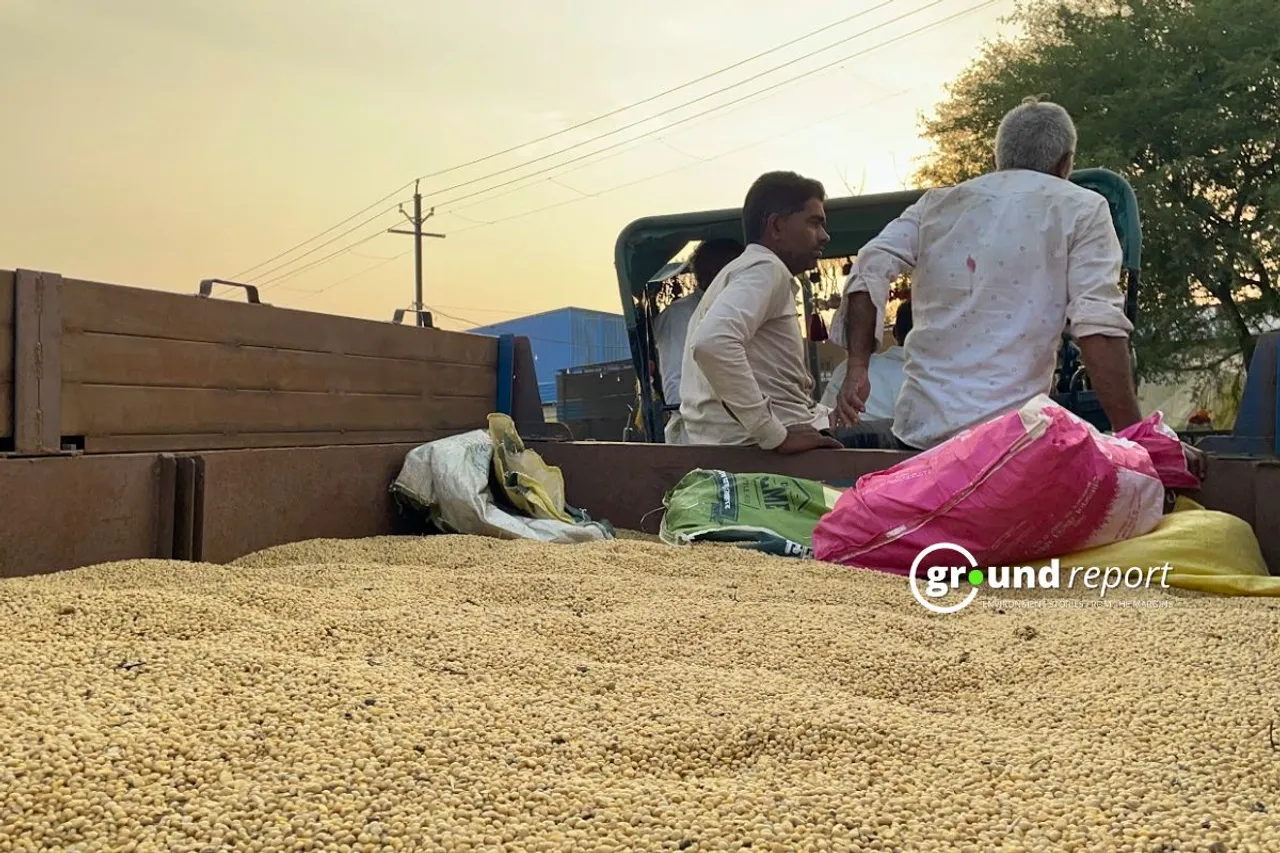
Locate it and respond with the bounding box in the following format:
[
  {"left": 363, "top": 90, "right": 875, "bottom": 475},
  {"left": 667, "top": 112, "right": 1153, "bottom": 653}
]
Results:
[
  {"left": 469, "top": 307, "right": 628, "bottom": 404},
  {"left": 495, "top": 334, "right": 515, "bottom": 415},
  {"left": 568, "top": 308, "right": 632, "bottom": 369},
  {"left": 1196, "top": 329, "right": 1279, "bottom": 457}
]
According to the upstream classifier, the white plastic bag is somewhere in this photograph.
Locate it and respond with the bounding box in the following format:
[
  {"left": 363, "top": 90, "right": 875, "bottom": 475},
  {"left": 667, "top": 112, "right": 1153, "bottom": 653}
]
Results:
[{"left": 391, "top": 430, "right": 613, "bottom": 544}]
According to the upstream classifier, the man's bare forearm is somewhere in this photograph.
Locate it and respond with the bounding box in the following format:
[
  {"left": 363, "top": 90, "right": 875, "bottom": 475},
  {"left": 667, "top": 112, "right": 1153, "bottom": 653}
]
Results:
[
  {"left": 844, "top": 291, "right": 879, "bottom": 368},
  {"left": 1075, "top": 333, "right": 1142, "bottom": 432}
]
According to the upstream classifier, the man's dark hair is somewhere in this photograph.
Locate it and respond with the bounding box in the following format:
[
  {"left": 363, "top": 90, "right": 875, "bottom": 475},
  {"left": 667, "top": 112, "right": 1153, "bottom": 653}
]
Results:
[
  {"left": 690, "top": 238, "right": 744, "bottom": 287},
  {"left": 893, "top": 300, "right": 913, "bottom": 346},
  {"left": 742, "top": 171, "right": 826, "bottom": 244}
]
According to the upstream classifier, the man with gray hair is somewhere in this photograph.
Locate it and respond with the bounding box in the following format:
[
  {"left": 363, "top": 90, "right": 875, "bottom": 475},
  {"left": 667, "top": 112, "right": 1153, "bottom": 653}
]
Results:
[{"left": 827, "top": 97, "right": 1203, "bottom": 476}]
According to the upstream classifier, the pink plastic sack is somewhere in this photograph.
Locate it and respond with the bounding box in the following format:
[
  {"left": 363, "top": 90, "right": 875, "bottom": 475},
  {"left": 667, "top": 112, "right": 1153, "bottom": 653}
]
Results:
[
  {"left": 1115, "top": 413, "right": 1201, "bottom": 489},
  {"left": 813, "top": 395, "right": 1175, "bottom": 574}
]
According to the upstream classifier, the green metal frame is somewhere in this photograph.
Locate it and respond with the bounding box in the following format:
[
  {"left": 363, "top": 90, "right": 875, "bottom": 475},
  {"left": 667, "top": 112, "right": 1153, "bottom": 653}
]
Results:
[{"left": 615, "top": 168, "right": 1143, "bottom": 442}]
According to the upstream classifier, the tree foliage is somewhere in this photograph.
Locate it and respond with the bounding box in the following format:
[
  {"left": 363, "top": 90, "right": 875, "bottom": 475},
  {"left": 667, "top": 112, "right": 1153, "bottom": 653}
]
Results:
[{"left": 913, "top": 0, "right": 1280, "bottom": 380}]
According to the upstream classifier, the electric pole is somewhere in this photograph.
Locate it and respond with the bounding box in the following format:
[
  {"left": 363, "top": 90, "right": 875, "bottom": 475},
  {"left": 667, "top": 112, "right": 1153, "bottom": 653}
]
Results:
[{"left": 388, "top": 179, "right": 445, "bottom": 327}]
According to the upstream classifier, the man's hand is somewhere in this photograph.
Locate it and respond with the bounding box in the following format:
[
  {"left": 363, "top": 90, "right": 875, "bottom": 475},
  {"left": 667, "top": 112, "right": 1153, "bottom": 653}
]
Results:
[
  {"left": 1182, "top": 442, "right": 1208, "bottom": 482},
  {"left": 775, "top": 425, "right": 843, "bottom": 454},
  {"left": 831, "top": 364, "right": 871, "bottom": 430}
]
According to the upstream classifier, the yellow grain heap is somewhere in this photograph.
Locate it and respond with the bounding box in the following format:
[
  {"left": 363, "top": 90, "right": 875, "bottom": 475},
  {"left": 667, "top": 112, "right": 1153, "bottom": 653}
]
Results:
[{"left": 1, "top": 535, "right": 1277, "bottom": 853}]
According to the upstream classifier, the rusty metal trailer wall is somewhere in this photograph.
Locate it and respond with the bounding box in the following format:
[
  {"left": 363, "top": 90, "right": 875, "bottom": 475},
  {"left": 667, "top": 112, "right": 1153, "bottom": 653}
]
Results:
[
  {"left": 2, "top": 267, "right": 1276, "bottom": 579},
  {"left": 4, "top": 268, "right": 500, "bottom": 455},
  {"left": 183, "top": 443, "right": 424, "bottom": 565},
  {"left": 0, "top": 453, "right": 178, "bottom": 578},
  {"left": 1, "top": 440, "right": 1276, "bottom": 578},
  {"left": 0, "top": 267, "right": 529, "bottom": 577},
  {"left": 139, "top": 442, "right": 1280, "bottom": 576}
]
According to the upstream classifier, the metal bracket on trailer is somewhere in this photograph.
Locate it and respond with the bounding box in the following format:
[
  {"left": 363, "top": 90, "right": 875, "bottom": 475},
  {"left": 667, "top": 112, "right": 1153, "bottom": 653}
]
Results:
[
  {"left": 8, "top": 269, "right": 77, "bottom": 457},
  {"left": 172, "top": 455, "right": 206, "bottom": 563},
  {"left": 197, "top": 278, "right": 265, "bottom": 304},
  {"left": 390, "top": 308, "right": 435, "bottom": 328}
]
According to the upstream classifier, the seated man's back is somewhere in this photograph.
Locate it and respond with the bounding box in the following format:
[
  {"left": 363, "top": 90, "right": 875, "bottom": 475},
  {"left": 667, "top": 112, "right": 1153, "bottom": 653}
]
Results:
[
  {"left": 653, "top": 238, "right": 744, "bottom": 444},
  {"left": 653, "top": 292, "right": 702, "bottom": 404},
  {"left": 894, "top": 169, "right": 1123, "bottom": 445},
  {"left": 832, "top": 97, "right": 1135, "bottom": 451}
]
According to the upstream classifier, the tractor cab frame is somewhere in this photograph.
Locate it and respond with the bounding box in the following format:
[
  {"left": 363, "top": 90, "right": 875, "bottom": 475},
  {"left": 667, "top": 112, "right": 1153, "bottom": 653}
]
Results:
[{"left": 614, "top": 168, "right": 1143, "bottom": 443}]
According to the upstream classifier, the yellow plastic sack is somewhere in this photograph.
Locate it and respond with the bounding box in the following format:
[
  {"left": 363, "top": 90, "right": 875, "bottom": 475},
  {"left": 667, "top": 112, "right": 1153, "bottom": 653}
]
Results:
[
  {"left": 487, "top": 413, "right": 575, "bottom": 524},
  {"left": 1050, "top": 496, "right": 1280, "bottom": 597}
]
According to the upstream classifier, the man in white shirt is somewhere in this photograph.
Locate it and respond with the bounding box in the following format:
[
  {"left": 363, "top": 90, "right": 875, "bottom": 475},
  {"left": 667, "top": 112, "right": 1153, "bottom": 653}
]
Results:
[
  {"left": 821, "top": 300, "right": 912, "bottom": 420},
  {"left": 829, "top": 96, "right": 1204, "bottom": 479},
  {"left": 679, "top": 171, "right": 844, "bottom": 454},
  {"left": 653, "top": 238, "right": 744, "bottom": 444}
]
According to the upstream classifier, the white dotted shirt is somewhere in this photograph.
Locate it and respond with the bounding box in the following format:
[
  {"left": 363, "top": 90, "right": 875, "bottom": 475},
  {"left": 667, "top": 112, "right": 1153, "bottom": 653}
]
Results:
[{"left": 830, "top": 169, "right": 1133, "bottom": 450}]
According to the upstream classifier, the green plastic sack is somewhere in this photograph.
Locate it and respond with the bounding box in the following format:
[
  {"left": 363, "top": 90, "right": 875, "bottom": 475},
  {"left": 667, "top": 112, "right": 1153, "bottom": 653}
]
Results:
[{"left": 658, "top": 469, "right": 843, "bottom": 558}]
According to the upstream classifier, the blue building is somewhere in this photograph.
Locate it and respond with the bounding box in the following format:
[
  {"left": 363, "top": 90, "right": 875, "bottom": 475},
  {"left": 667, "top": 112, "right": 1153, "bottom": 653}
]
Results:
[{"left": 468, "top": 307, "right": 630, "bottom": 405}]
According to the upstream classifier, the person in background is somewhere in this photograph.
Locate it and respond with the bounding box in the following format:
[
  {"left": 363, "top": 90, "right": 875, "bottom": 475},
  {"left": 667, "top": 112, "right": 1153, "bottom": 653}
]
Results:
[
  {"left": 828, "top": 96, "right": 1207, "bottom": 479},
  {"left": 821, "top": 300, "right": 912, "bottom": 421},
  {"left": 654, "top": 238, "right": 744, "bottom": 444},
  {"left": 679, "top": 171, "right": 843, "bottom": 454}
]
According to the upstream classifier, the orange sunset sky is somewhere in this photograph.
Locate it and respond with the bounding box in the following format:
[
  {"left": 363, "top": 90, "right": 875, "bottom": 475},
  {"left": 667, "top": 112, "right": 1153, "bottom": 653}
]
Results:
[{"left": 1, "top": 0, "right": 1017, "bottom": 331}]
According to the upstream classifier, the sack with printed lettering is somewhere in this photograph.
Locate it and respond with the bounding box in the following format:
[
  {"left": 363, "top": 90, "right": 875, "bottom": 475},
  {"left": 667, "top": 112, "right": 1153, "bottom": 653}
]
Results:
[
  {"left": 659, "top": 469, "right": 843, "bottom": 558},
  {"left": 812, "top": 395, "right": 1171, "bottom": 574}
]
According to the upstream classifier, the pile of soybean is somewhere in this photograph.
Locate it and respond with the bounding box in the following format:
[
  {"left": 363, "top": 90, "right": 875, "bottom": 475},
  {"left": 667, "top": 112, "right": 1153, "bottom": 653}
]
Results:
[{"left": 1, "top": 535, "right": 1277, "bottom": 853}]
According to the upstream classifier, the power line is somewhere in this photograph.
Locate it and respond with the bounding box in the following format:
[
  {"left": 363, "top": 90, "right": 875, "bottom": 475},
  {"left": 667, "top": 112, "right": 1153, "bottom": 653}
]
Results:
[
  {"left": 436, "top": 0, "right": 994, "bottom": 223},
  {"left": 250, "top": 204, "right": 402, "bottom": 286},
  {"left": 272, "top": 0, "right": 988, "bottom": 302},
  {"left": 413, "top": 0, "right": 950, "bottom": 211},
  {"left": 439, "top": 72, "right": 846, "bottom": 221},
  {"left": 265, "top": 0, "right": 994, "bottom": 302},
  {"left": 274, "top": 248, "right": 412, "bottom": 299},
  {"left": 222, "top": 0, "right": 910, "bottom": 288},
  {"left": 450, "top": 87, "right": 915, "bottom": 236},
  {"left": 285, "top": 83, "right": 917, "bottom": 308},
  {"left": 406, "top": 0, "right": 907, "bottom": 187},
  {"left": 228, "top": 180, "right": 415, "bottom": 281},
  {"left": 257, "top": 227, "right": 392, "bottom": 288}
]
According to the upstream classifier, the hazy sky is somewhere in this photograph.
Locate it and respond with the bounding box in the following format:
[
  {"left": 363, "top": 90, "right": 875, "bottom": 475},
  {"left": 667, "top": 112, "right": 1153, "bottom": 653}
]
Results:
[{"left": 0, "top": 0, "right": 1016, "bottom": 331}]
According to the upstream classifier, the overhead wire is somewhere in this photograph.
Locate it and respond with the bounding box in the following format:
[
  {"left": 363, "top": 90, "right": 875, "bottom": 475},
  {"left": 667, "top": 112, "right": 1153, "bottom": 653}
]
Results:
[
  {"left": 280, "top": 0, "right": 995, "bottom": 306},
  {"left": 255, "top": 223, "right": 396, "bottom": 288},
  {"left": 287, "top": 84, "right": 915, "bottom": 309},
  {"left": 271, "top": 247, "right": 413, "bottom": 298},
  {"left": 438, "top": 63, "right": 868, "bottom": 221},
  {"left": 222, "top": 0, "right": 915, "bottom": 289},
  {"left": 435, "top": 0, "right": 996, "bottom": 227},
  {"left": 217, "top": 181, "right": 414, "bottom": 296},
  {"left": 405, "top": 0, "right": 907, "bottom": 185},
  {"left": 448, "top": 87, "right": 916, "bottom": 236},
  {"left": 411, "top": 0, "right": 955, "bottom": 211}
]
